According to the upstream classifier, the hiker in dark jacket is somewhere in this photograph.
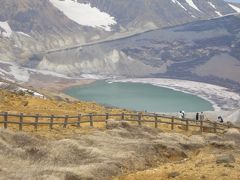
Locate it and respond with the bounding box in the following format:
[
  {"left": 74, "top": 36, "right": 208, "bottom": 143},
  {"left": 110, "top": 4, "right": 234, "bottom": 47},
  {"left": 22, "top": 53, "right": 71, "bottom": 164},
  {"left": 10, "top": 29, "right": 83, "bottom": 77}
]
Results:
[
  {"left": 196, "top": 112, "right": 199, "bottom": 121},
  {"left": 218, "top": 116, "right": 224, "bottom": 123}
]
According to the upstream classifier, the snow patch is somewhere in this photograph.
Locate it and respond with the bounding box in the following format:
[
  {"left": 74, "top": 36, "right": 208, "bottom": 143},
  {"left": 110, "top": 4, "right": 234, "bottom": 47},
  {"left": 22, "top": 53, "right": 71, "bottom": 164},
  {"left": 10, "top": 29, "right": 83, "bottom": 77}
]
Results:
[
  {"left": 27, "top": 68, "right": 70, "bottom": 79},
  {"left": 185, "top": 0, "right": 201, "bottom": 12},
  {"left": 81, "top": 74, "right": 109, "bottom": 79},
  {"left": 0, "top": 82, "right": 45, "bottom": 99},
  {"left": 0, "top": 60, "right": 71, "bottom": 83},
  {"left": 49, "top": 0, "right": 116, "bottom": 31},
  {"left": 16, "top": 32, "right": 31, "bottom": 38},
  {"left": 0, "top": 21, "right": 12, "bottom": 37},
  {"left": 0, "top": 61, "right": 29, "bottom": 82},
  {"left": 208, "top": 2, "right": 222, "bottom": 16},
  {"left": 215, "top": 11, "right": 222, "bottom": 16},
  {"left": 228, "top": 3, "right": 240, "bottom": 13},
  {"left": 9, "top": 65, "right": 30, "bottom": 82},
  {"left": 171, "top": 0, "right": 187, "bottom": 11},
  {"left": 208, "top": 2, "right": 216, "bottom": 9}
]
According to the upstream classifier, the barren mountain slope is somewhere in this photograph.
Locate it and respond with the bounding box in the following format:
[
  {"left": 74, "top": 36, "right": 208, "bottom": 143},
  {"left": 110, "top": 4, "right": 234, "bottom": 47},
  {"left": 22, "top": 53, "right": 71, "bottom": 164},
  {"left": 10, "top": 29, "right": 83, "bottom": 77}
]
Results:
[
  {"left": 0, "top": 0, "right": 239, "bottom": 60},
  {"left": 0, "top": 0, "right": 110, "bottom": 60},
  {"left": 79, "top": 0, "right": 237, "bottom": 29},
  {"left": 37, "top": 14, "right": 240, "bottom": 91}
]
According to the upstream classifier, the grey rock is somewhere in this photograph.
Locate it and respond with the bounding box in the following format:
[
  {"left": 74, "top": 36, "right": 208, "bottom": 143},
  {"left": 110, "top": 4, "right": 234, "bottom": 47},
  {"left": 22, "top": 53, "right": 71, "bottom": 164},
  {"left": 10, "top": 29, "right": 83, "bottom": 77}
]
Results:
[
  {"left": 216, "top": 154, "right": 235, "bottom": 164},
  {"left": 210, "top": 141, "right": 235, "bottom": 149},
  {"left": 168, "top": 171, "right": 180, "bottom": 178}
]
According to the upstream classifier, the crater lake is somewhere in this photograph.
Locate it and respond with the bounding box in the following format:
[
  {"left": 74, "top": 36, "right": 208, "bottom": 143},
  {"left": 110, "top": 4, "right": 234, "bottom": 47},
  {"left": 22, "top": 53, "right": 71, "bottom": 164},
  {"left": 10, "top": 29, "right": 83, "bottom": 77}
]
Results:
[{"left": 65, "top": 81, "right": 213, "bottom": 112}]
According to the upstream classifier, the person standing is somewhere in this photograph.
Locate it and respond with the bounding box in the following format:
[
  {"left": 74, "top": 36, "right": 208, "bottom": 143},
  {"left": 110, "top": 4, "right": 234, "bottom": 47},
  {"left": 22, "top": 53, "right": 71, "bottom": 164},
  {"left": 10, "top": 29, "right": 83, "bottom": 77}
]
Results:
[
  {"left": 218, "top": 116, "right": 224, "bottom": 123},
  {"left": 200, "top": 112, "right": 205, "bottom": 121},
  {"left": 182, "top": 111, "right": 185, "bottom": 119},
  {"left": 179, "top": 111, "right": 183, "bottom": 119},
  {"left": 196, "top": 112, "right": 199, "bottom": 121}
]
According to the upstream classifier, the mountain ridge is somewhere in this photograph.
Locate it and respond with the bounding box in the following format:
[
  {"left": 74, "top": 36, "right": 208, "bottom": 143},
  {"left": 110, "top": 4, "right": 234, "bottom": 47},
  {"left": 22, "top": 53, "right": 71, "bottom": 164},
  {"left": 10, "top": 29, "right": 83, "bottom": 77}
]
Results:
[{"left": 0, "top": 0, "right": 240, "bottom": 93}]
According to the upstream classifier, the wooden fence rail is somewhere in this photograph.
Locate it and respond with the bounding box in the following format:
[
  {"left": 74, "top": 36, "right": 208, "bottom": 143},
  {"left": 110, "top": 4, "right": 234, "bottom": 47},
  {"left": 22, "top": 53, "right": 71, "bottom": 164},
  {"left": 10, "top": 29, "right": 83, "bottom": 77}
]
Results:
[{"left": 0, "top": 112, "right": 238, "bottom": 133}]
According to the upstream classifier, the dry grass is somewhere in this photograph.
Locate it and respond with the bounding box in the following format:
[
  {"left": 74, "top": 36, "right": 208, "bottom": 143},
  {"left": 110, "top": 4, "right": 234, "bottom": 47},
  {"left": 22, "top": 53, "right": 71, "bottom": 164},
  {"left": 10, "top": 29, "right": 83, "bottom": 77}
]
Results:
[
  {"left": 0, "top": 89, "right": 203, "bottom": 138},
  {"left": 0, "top": 89, "right": 130, "bottom": 137},
  {"left": 0, "top": 122, "right": 207, "bottom": 180},
  {"left": 1, "top": 123, "right": 239, "bottom": 180},
  {"left": 1, "top": 89, "right": 239, "bottom": 180},
  {"left": 115, "top": 148, "right": 240, "bottom": 180}
]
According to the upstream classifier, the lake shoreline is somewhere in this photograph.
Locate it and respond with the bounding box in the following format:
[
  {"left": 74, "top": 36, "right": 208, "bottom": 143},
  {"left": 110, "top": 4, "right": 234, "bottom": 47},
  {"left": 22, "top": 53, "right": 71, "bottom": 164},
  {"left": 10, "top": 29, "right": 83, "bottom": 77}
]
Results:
[
  {"left": 65, "top": 80, "right": 214, "bottom": 112},
  {"left": 60, "top": 77, "right": 240, "bottom": 112},
  {"left": 111, "top": 78, "right": 240, "bottom": 111}
]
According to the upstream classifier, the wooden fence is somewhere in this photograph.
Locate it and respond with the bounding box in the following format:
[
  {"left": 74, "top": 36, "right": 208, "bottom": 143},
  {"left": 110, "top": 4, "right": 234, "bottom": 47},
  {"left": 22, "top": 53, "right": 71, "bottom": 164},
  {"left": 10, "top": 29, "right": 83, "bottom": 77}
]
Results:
[{"left": 0, "top": 112, "right": 237, "bottom": 133}]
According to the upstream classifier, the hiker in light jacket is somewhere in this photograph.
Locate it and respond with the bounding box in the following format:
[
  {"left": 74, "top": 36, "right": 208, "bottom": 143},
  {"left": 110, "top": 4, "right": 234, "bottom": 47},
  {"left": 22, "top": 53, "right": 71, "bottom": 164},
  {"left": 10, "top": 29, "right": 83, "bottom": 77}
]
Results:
[{"left": 200, "top": 112, "right": 205, "bottom": 121}]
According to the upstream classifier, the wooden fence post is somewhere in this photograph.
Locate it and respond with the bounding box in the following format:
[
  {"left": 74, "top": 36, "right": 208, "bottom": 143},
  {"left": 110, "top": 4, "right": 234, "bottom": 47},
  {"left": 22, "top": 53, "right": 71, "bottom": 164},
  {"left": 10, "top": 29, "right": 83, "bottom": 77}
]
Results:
[
  {"left": 50, "top": 115, "right": 54, "bottom": 129},
  {"left": 138, "top": 113, "right": 142, "bottom": 126},
  {"left": 200, "top": 120, "right": 203, "bottom": 133},
  {"left": 64, "top": 115, "right": 68, "bottom": 128},
  {"left": 186, "top": 119, "right": 189, "bottom": 131},
  {"left": 214, "top": 122, "right": 217, "bottom": 133},
  {"left": 121, "top": 112, "right": 125, "bottom": 121},
  {"left": 90, "top": 113, "right": 93, "bottom": 127},
  {"left": 154, "top": 114, "right": 158, "bottom": 128},
  {"left": 19, "top": 113, "right": 23, "bottom": 131},
  {"left": 171, "top": 117, "right": 174, "bottom": 130},
  {"left": 35, "top": 114, "right": 39, "bottom": 130},
  {"left": 77, "top": 114, "right": 81, "bottom": 127},
  {"left": 3, "top": 112, "right": 8, "bottom": 129}
]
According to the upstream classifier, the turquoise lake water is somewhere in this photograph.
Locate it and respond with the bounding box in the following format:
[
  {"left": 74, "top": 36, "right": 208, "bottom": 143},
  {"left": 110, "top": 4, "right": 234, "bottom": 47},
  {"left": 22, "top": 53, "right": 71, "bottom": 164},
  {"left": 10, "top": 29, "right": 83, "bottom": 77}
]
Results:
[{"left": 65, "top": 81, "right": 213, "bottom": 112}]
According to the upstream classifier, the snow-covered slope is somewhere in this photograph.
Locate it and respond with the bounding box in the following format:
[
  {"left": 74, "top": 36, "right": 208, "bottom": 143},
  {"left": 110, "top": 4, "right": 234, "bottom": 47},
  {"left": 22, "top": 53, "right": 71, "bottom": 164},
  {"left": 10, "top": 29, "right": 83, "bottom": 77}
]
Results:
[{"left": 49, "top": 0, "right": 116, "bottom": 31}]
